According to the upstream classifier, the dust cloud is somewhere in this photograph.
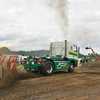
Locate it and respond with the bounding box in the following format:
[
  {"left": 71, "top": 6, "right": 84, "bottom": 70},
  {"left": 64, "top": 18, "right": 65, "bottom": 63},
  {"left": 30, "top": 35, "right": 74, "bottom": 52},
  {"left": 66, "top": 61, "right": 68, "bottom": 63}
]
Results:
[
  {"left": 0, "top": 66, "right": 18, "bottom": 89},
  {"left": 45, "top": 0, "right": 69, "bottom": 38},
  {"left": 0, "top": 65, "right": 42, "bottom": 89}
]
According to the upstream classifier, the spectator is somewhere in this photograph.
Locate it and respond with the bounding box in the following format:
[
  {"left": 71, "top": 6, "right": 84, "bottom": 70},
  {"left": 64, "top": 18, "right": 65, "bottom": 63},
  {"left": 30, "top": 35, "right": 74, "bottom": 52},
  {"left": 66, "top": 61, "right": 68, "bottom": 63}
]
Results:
[
  {"left": 80, "top": 59, "right": 82, "bottom": 63},
  {"left": 83, "top": 58, "right": 85, "bottom": 63},
  {"left": 86, "top": 58, "right": 88, "bottom": 63},
  {"left": 16, "top": 57, "right": 20, "bottom": 66},
  {"left": 20, "top": 57, "right": 22, "bottom": 63}
]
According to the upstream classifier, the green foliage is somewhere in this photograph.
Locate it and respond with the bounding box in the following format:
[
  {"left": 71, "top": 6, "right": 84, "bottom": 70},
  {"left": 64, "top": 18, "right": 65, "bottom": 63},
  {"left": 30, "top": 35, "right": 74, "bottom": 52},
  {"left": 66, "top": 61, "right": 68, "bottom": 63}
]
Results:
[
  {"left": 78, "top": 52, "right": 100, "bottom": 61},
  {"left": 0, "top": 47, "right": 10, "bottom": 56},
  {"left": 78, "top": 53, "right": 86, "bottom": 58},
  {"left": 18, "top": 50, "right": 50, "bottom": 57}
]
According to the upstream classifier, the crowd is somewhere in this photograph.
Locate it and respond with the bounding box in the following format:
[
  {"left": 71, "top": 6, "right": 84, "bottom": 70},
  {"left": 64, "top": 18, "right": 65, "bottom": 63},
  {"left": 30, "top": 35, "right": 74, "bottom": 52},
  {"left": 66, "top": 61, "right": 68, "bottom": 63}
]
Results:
[
  {"left": 16, "top": 57, "right": 23, "bottom": 66},
  {"left": 80, "top": 58, "right": 88, "bottom": 64}
]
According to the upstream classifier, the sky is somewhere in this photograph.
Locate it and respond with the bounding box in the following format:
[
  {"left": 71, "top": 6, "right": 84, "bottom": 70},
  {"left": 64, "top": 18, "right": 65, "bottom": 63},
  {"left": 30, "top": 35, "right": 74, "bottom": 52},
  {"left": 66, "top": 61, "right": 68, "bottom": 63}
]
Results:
[{"left": 0, "top": 0, "right": 100, "bottom": 55}]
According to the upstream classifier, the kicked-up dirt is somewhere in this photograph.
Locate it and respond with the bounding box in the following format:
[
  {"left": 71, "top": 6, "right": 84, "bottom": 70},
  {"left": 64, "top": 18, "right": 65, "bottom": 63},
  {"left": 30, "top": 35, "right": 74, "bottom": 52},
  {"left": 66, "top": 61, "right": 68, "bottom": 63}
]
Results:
[{"left": 0, "top": 61, "right": 100, "bottom": 100}]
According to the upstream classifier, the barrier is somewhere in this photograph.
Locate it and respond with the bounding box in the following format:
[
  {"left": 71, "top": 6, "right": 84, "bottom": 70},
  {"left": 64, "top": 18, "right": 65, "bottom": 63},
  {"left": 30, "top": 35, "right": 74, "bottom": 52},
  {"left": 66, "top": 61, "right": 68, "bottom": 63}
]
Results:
[
  {"left": 0, "top": 57, "right": 5, "bottom": 62},
  {"left": 7, "top": 57, "right": 17, "bottom": 73},
  {"left": 0, "top": 57, "right": 6, "bottom": 66},
  {"left": 0, "top": 65, "right": 2, "bottom": 78}
]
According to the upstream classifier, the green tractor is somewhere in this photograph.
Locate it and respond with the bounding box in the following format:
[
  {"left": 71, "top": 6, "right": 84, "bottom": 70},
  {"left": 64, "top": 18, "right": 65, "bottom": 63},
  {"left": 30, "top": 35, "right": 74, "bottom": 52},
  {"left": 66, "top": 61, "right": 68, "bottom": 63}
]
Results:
[{"left": 22, "top": 40, "right": 80, "bottom": 76}]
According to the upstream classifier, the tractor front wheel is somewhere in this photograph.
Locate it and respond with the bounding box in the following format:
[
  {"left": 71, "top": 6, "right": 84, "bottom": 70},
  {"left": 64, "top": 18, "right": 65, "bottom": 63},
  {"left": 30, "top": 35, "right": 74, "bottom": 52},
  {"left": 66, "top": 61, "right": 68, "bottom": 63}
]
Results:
[{"left": 68, "top": 63, "right": 75, "bottom": 73}]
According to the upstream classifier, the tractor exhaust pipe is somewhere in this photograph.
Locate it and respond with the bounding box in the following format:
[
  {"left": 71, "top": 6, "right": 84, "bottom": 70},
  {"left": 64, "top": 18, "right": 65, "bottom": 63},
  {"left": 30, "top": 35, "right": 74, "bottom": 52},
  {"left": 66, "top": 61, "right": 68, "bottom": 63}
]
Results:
[{"left": 65, "top": 40, "right": 67, "bottom": 57}]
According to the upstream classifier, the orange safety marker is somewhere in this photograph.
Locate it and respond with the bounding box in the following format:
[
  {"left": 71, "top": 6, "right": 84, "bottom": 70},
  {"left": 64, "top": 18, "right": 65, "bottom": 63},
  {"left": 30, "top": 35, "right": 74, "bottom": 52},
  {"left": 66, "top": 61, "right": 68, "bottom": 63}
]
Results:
[
  {"left": 7, "top": 57, "right": 17, "bottom": 73},
  {"left": 0, "top": 57, "right": 6, "bottom": 63},
  {"left": 0, "top": 57, "right": 6, "bottom": 67}
]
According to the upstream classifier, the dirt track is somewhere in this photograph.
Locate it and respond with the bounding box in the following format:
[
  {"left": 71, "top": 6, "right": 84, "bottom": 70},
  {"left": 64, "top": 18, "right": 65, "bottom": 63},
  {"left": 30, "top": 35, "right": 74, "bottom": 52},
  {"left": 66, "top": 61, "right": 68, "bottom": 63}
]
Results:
[{"left": 0, "top": 63, "right": 100, "bottom": 100}]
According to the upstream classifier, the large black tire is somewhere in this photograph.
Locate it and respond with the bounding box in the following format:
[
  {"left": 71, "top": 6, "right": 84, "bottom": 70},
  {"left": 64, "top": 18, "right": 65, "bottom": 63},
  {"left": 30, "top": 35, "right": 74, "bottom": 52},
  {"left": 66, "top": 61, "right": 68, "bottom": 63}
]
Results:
[
  {"left": 40, "top": 61, "right": 54, "bottom": 76},
  {"left": 68, "top": 63, "right": 75, "bottom": 73}
]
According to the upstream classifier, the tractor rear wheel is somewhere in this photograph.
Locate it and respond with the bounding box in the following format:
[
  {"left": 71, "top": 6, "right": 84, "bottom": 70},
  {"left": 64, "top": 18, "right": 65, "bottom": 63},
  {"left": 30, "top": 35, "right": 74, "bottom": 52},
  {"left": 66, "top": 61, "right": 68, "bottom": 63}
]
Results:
[{"left": 40, "top": 61, "right": 54, "bottom": 76}]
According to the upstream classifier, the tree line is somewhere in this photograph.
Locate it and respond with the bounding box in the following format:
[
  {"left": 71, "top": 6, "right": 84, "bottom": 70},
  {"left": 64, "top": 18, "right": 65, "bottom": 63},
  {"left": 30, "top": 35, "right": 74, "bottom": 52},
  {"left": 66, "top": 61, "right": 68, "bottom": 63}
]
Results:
[
  {"left": 0, "top": 47, "right": 99, "bottom": 60},
  {"left": 0, "top": 47, "right": 50, "bottom": 57},
  {"left": 78, "top": 53, "right": 100, "bottom": 61}
]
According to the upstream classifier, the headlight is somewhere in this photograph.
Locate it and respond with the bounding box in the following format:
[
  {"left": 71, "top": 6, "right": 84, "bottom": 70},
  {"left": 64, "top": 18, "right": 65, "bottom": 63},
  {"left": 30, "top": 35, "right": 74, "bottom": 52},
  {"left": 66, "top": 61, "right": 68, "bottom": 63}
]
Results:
[
  {"left": 26, "top": 62, "right": 29, "bottom": 64},
  {"left": 32, "top": 62, "right": 34, "bottom": 65}
]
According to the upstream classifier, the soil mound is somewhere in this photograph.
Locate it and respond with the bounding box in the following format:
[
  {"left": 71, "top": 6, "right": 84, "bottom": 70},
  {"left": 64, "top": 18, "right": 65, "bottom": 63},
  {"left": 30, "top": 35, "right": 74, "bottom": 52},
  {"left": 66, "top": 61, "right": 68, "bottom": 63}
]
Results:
[{"left": 81, "top": 61, "right": 100, "bottom": 68}]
